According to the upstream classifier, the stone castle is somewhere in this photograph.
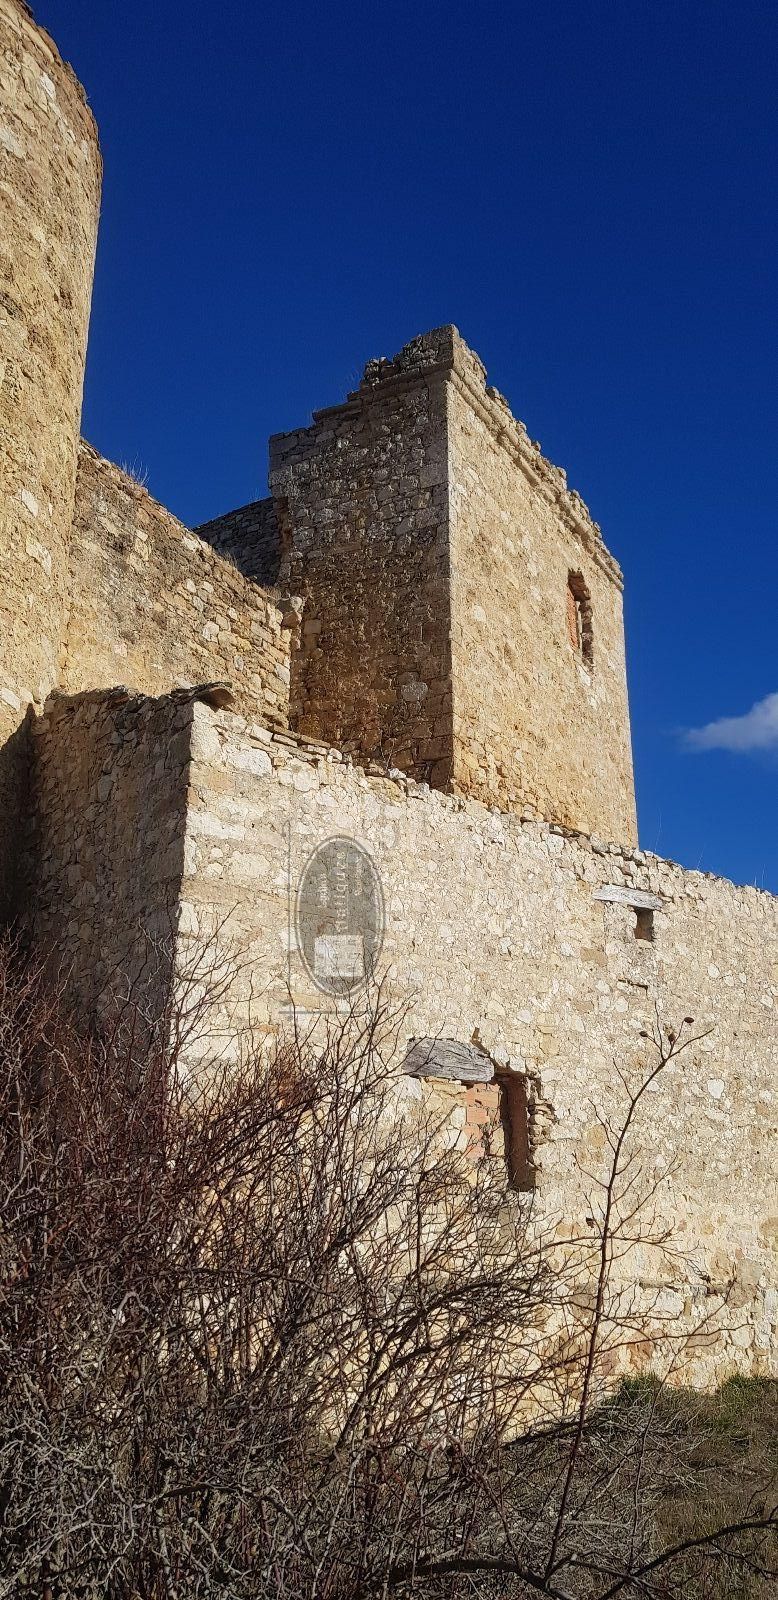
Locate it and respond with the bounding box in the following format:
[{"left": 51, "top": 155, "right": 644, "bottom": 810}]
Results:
[{"left": 1, "top": 0, "right": 776, "bottom": 1379}]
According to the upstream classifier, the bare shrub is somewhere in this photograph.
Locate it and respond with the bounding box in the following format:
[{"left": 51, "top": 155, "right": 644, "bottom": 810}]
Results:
[{"left": 0, "top": 935, "right": 775, "bottom": 1597}]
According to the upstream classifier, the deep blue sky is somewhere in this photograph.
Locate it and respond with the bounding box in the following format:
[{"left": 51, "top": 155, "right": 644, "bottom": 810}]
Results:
[{"left": 41, "top": 0, "right": 778, "bottom": 890}]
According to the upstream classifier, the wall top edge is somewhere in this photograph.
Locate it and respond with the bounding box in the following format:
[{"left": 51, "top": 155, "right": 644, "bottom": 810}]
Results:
[
  {"left": 1, "top": 0, "right": 101, "bottom": 153},
  {"left": 34, "top": 688, "right": 778, "bottom": 909},
  {"left": 266, "top": 326, "right": 623, "bottom": 585},
  {"left": 76, "top": 440, "right": 283, "bottom": 610}
]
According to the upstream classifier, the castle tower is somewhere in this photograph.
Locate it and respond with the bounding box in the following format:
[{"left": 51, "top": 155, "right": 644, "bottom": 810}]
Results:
[
  {"left": 0, "top": 0, "right": 101, "bottom": 912},
  {"left": 269, "top": 327, "right": 637, "bottom": 844},
  {"left": 269, "top": 331, "right": 454, "bottom": 790}
]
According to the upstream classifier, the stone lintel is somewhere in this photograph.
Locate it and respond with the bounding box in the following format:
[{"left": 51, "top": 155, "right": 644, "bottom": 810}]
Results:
[
  {"left": 594, "top": 884, "right": 664, "bottom": 911},
  {"left": 403, "top": 1036, "right": 495, "bottom": 1083}
]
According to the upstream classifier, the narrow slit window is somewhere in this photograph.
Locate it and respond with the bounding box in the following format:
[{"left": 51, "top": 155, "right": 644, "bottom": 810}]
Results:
[
  {"left": 498, "top": 1073, "right": 536, "bottom": 1192},
  {"left": 634, "top": 907, "right": 654, "bottom": 943},
  {"left": 566, "top": 583, "right": 581, "bottom": 652},
  {"left": 566, "top": 572, "right": 593, "bottom": 669}
]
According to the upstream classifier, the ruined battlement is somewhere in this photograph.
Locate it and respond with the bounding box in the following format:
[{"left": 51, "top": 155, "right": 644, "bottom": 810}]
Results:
[
  {"left": 356, "top": 326, "right": 617, "bottom": 577},
  {"left": 65, "top": 442, "right": 292, "bottom": 726},
  {"left": 272, "top": 325, "right": 618, "bottom": 581}
]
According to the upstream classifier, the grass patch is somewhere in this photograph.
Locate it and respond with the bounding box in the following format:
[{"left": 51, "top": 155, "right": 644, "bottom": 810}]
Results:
[{"left": 609, "top": 1375, "right": 778, "bottom": 1597}]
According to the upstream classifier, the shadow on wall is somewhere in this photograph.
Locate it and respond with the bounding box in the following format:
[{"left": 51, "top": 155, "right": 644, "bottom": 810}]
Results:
[
  {"left": 0, "top": 707, "right": 35, "bottom": 924},
  {"left": 194, "top": 499, "right": 283, "bottom": 587}
]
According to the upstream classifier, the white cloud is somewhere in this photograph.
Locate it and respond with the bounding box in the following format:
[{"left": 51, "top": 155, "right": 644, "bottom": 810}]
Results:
[{"left": 685, "top": 692, "right": 778, "bottom": 753}]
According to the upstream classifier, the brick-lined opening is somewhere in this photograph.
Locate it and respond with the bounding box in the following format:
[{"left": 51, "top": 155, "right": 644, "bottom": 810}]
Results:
[
  {"left": 463, "top": 1078, "right": 536, "bottom": 1192},
  {"left": 402, "top": 1041, "right": 541, "bottom": 1194},
  {"left": 463, "top": 1082, "right": 500, "bottom": 1160},
  {"left": 567, "top": 571, "right": 594, "bottom": 669}
]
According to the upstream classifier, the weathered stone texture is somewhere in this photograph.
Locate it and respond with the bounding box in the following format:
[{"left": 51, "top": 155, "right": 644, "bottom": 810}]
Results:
[
  {"left": 26, "top": 689, "right": 347, "bottom": 1021},
  {"left": 269, "top": 329, "right": 454, "bottom": 784},
  {"left": 30, "top": 690, "right": 777, "bottom": 1380},
  {"left": 28, "top": 687, "right": 191, "bottom": 1024},
  {"left": 181, "top": 708, "right": 776, "bottom": 1380},
  {"left": 64, "top": 443, "right": 292, "bottom": 727},
  {"left": 30, "top": 694, "right": 778, "bottom": 1382},
  {"left": 195, "top": 495, "right": 281, "bottom": 585},
  {"left": 446, "top": 340, "right": 637, "bottom": 842},
  {"left": 3, "top": 0, "right": 775, "bottom": 1390},
  {"left": 268, "top": 327, "right": 637, "bottom": 839},
  {"left": 0, "top": 0, "right": 101, "bottom": 910}
]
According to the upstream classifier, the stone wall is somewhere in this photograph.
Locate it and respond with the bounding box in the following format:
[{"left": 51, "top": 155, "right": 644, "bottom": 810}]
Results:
[
  {"left": 174, "top": 701, "right": 777, "bottom": 1382},
  {"left": 446, "top": 341, "right": 637, "bottom": 842},
  {"left": 0, "top": 0, "right": 101, "bottom": 911},
  {"left": 28, "top": 687, "right": 193, "bottom": 1025},
  {"left": 265, "top": 327, "right": 636, "bottom": 838},
  {"left": 64, "top": 443, "right": 292, "bottom": 727},
  {"left": 28, "top": 687, "right": 778, "bottom": 1377},
  {"left": 195, "top": 495, "right": 281, "bottom": 585},
  {"left": 9, "top": 0, "right": 774, "bottom": 1401},
  {"left": 269, "top": 329, "right": 455, "bottom": 785}
]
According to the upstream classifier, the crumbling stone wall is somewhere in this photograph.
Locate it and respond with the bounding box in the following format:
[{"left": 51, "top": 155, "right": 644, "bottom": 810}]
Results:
[
  {"left": 266, "top": 327, "right": 636, "bottom": 839},
  {"left": 26, "top": 690, "right": 343, "bottom": 1024},
  {"left": 174, "top": 701, "right": 777, "bottom": 1382},
  {"left": 0, "top": 0, "right": 101, "bottom": 912},
  {"left": 30, "top": 689, "right": 777, "bottom": 1382},
  {"left": 64, "top": 443, "right": 292, "bottom": 727}
]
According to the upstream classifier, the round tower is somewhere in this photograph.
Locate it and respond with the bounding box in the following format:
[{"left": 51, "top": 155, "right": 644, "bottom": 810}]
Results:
[{"left": 0, "top": 0, "right": 101, "bottom": 912}]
